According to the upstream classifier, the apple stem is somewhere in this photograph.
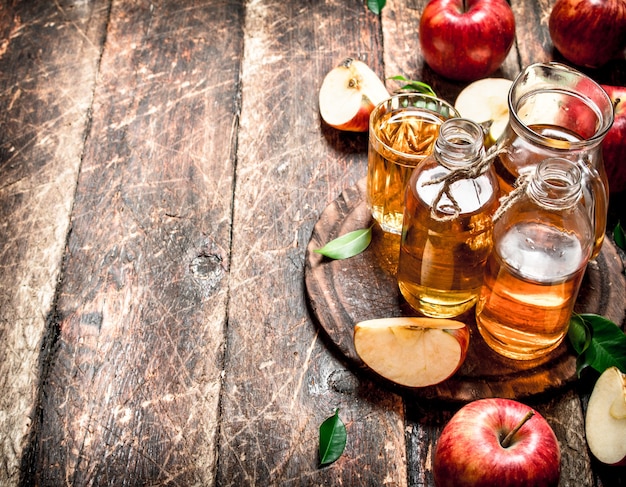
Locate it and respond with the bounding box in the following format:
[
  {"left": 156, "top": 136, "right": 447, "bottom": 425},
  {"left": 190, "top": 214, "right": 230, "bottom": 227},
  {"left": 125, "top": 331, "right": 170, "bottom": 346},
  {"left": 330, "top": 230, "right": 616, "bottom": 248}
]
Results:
[
  {"left": 500, "top": 410, "right": 535, "bottom": 448},
  {"left": 613, "top": 97, "right": 621, "bottom": 114}
]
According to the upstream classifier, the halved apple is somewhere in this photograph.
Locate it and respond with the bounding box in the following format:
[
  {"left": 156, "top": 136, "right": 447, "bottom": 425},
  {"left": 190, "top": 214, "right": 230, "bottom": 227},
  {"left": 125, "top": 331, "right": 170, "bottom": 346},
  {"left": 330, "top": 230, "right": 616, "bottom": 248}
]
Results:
[
  {"left": 585, "top": 366, "right": 626, "bottom": 466},
  {"left": 318, "top": 57, "right": 390, "bottom": 132},
  {"left": 353, "top": 317, "right": 469, "bottom": 388},
  {"left": 454, "top": 78, "right": 513, "bottom": 146}
]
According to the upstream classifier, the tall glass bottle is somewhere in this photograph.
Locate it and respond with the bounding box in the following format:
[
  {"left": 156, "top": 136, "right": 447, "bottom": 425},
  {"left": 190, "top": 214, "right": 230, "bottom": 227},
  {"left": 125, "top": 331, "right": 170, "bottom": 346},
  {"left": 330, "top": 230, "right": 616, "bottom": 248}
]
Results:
[
  {"left": 493, "top": 62, "right": 613, "bottom": 259},
  {"left": 476, "top": 157, "right": 594, "bottom": 361},
  {"left": 397, "top": 118, "right": 499, "bottom": 318}
]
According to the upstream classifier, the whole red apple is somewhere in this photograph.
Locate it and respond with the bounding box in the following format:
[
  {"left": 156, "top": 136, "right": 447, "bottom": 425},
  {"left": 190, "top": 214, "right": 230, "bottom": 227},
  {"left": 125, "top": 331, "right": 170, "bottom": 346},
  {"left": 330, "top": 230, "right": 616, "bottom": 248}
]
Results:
[
  {"left": 419, "top": 0, "right": 516, "bottom": 82},
  {"left": 433, "top": 398, "right": 561, "bottom": 487},
  {"left": 601, "top": 85, "right": 626, "bottom": 194},
  {"left": 549, "top": 0, "right": 626, "bottom": 68}
]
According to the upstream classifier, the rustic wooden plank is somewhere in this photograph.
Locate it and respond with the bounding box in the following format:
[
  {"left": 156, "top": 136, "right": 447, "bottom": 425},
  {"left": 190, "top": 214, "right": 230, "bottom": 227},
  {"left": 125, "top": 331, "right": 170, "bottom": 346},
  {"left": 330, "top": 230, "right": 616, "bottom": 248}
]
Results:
[
  {"left": 0, "top": 1, "right": 108, "bottom": 484},
  {"left": 19, "top": 1, "right": 243, "bottom": 484},
  {"left": 217, "top": 0, "right": 408, "bottom": 485}
]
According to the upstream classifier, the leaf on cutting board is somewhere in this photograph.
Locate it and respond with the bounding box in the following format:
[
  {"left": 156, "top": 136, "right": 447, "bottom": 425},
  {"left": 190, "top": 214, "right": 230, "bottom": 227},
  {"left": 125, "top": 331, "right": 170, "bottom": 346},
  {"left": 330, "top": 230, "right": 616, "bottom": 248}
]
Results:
[{"left": 314, "top": 226, "right": 372, "bottom": 260}]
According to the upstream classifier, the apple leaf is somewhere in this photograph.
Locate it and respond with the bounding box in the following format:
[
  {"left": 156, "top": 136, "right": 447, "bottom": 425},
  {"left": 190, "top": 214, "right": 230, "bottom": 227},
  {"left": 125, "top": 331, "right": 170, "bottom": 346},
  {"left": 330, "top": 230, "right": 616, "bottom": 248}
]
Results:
[
  {"left": 388, "top": 75, "right": 437, "bottom": 97},
  {"left": 569, "top": 313, "right": 626, "bottom": 377},
  {"left": 568, "top": 314, "right": 592, "bottom": 355},
  {"left": 614, "top": 221, "right": 626, "bottom": 251},
  {"left": 366, "top": 0, "right": 386, "bottom": 14},
  {"left": 314, "top": 226, "right": 372, "bottom": 260},
  {"left": 319, "top": 409, "right": 347, "bottom": 466}
]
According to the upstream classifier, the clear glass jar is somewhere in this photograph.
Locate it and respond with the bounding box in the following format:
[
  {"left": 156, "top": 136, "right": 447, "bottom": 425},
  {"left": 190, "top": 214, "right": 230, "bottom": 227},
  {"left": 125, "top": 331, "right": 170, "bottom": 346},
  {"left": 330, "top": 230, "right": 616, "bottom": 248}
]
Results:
[
  {"left": 493, "top": 62, "right": 613, "bottom": 259},
  {"left": 397, "top": 118, "right": 499, "bottom": 318},
  {"left": 476, "top": 157, "right": 594, "bottom": 360}
]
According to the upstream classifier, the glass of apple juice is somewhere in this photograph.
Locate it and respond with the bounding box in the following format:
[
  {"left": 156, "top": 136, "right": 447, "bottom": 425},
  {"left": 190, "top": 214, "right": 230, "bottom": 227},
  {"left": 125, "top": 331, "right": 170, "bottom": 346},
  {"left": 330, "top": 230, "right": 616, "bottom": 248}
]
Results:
[{"left": 367, "top": 93, "right": 460, "bottom": 235}]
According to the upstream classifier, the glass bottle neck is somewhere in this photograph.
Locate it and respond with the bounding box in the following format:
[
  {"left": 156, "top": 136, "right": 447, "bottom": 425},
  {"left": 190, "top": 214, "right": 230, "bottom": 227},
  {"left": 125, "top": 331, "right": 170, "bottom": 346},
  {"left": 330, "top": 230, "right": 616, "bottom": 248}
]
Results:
[
  {"left": 527, "top": 157, "right": 582, "bottom": 210},
  {"left": 434, "top": 118, "right": 485, "bottom": 170}
]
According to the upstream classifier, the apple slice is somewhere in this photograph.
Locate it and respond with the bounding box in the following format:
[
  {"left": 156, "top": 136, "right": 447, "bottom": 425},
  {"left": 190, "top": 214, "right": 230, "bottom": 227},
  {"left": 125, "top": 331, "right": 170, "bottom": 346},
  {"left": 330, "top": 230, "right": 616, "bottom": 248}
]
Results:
[
  {"left": 454, "top": 78, "right": 513, "bottom": 146},
  {"left": 585, "top": 366, "right": 626, "bottom": 466},
  {"left": 353, "top": 317, "right": 469, "bottom": 388},
  {"left": 318, "top": 57, "right": 390, "bottom": 132}
]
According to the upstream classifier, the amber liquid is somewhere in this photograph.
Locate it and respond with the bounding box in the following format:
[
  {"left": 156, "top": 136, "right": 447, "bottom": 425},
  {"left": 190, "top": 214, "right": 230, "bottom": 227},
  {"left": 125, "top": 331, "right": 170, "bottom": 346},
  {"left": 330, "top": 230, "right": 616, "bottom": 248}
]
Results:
[
  {"left": 475, "top": 220, "right": 588, "bottom": 360},
  {"left": 397, "top": 166, "right": 498, "bottom": 318},
  {"left": 367, "top": 108, "right": 445, "bottom": 234},
  {"left": 494, "top": 123, "right": 608, "bottom": 258}
]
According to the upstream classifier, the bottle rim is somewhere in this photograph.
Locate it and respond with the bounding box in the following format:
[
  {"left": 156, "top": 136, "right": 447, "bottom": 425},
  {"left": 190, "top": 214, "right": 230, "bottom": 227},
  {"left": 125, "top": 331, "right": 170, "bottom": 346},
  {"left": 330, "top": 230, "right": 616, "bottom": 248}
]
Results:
[{"left": 508, "top": 62, "right": 614, "bottom": 149}]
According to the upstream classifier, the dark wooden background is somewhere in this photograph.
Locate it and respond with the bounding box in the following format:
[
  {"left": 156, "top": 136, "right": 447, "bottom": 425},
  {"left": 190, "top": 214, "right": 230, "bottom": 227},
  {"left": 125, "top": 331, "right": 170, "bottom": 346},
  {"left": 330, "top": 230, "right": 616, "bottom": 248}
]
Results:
[{"left": 0, "top": 0, "right": 624, "bottom": 486}]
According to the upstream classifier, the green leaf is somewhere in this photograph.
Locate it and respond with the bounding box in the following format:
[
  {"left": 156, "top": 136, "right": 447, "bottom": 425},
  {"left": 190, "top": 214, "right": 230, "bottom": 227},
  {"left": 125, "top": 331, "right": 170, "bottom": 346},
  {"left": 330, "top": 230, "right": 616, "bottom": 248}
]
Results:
[
  {"left": 314, "top": 226, "right": 372, "bottom": 260},
  {"left": 614, "top": 221, "right": 626, "bottom": 250},
  {"left": 319, "top": 409, "right": 347, "bottom": 466},
  {"left": 568, "top": 314, "right": 592, "bottom": 355},
  {"left": 388, "top": 75, "right": 437, "bottom": 97},
  {"left": 366, "top": 0, "right": 386, "bottom": 15},
  {"left": 569, "top": 313, "right": 626, "bottom": 376}
]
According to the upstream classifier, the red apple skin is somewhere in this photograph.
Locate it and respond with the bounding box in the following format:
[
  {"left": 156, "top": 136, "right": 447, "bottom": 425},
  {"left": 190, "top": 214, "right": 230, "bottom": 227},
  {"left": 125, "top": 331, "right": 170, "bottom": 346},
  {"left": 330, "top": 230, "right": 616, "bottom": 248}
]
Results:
[
  {"left": 549, "top": 0, "right": 626, "bottom": 69},
  {"left": 419, "top": 0, "right": 516, "bottom": 82},
  {"left": 433, "top": 398, "right": 561, "bottom": 487},
  {"left": 601, "top": 85, "right": 626, "bottom": 194}
]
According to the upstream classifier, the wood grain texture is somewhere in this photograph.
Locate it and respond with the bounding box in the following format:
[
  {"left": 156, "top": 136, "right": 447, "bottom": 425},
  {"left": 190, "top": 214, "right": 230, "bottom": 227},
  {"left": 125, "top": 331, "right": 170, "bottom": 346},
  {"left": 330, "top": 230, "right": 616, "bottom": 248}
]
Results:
[
  {"left": 0, "top": 0, "right": 624, "bottom": 485},
  {"left": 0, "top": 1, "right": 108, "bottom": 484},
  {"left": 216, "top": 0, "right": 408, "bottom": 485},
  {"left": 19, "top": 1, "right": 243, "bottom": 485}
]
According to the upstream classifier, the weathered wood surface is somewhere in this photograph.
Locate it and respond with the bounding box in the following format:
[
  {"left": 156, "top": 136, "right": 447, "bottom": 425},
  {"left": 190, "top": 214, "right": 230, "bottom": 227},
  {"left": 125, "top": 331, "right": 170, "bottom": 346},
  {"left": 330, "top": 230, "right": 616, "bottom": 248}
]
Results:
[{"left": 0, "top": 0, "right": 624, "bottom": 486}]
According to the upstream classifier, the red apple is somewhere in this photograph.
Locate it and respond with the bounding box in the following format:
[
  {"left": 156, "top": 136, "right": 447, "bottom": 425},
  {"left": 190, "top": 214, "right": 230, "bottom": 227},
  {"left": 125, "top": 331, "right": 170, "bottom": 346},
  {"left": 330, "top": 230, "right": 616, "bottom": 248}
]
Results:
[
  {"left": 419, "top": 0, "right": 516, "bottom": 82},
  {"left": 434, "top": 398, "right": 561, "bottom": 487},
  {"left": 549, "top": 0, "right": 626, "bottom": 69},
  {"left": 318, "top": 57, "right": 390, "bottom": 132},
  {"left": 600, "top": 85, "right": 626, "bottom": 194}
]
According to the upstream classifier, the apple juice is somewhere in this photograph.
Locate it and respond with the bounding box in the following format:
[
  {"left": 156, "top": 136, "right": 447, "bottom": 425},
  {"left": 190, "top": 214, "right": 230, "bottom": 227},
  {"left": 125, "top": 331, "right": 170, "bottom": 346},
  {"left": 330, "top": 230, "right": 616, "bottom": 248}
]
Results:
[
  {"left": 475, "top": 221, "right": 588, "bottom": 360},
  {"left": 476, "top": 158, "right": 594, "bottom": 361},
  {"left": 367, "top": 94, "right": 458, "bottom": 235},
  {"left": 494, "top": 123, "right": 608, "bottom": 259},
  {"left": 494, "top": 63, "right": 613, "bottom": 261},
  {"left": 397, "top": 119, "right": 499, "bottom": 318}
]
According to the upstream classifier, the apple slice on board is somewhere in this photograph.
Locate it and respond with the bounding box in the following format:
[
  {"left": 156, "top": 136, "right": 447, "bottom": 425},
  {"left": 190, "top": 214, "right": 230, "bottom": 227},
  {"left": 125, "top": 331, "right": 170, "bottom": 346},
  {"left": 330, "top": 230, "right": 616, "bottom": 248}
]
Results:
[
  {"left": 585, "top": 366, "right": 626, "bottom": 466},
  {"left": 318, "top": 58, "right": 390, "bottom": 132},
  {"left": 454, "top": 78, "right": 513, "bottom": 146},
  {"left": 353, "top": 317, "right": 469, "bottom": 388}
]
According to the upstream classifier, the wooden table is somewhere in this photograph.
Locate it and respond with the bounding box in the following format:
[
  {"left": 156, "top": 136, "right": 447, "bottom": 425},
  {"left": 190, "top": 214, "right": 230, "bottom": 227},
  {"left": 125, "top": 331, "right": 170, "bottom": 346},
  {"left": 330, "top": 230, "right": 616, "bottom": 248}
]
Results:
[{"left": 1, "top": 1, "right": 624, "bottom": 485}]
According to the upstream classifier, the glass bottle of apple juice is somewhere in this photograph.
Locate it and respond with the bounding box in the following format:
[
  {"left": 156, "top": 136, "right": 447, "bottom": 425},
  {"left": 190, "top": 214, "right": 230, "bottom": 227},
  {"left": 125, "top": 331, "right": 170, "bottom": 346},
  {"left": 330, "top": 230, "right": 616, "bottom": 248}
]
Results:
[
  {"left": 397, "top": 118, "right": 499, "bottom": 318},
  {"left": 492, "top": 62, "right": 613, "bottom": 259},
  {"left": 475, "top": 157, "right": 594, "bottom": 360}
]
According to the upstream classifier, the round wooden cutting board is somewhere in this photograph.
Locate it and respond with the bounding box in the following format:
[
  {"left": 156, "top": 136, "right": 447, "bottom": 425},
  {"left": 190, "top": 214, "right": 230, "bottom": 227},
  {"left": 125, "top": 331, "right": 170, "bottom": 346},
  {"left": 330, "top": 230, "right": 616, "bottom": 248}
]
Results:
[{"left": 304, "top": 178, "right": 626, "bottom": 402}]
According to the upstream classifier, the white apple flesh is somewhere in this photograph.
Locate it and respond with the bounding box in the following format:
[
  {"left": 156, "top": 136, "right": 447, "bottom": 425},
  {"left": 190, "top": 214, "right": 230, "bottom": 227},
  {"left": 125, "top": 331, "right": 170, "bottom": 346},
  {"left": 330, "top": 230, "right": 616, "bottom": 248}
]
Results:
[
  {"left": 353, "top": 317, "right": 469, "bottom": 388},
  {"left": 434, "top": 398, "right": 561, "bottom": 487},
  {"left": 318, "top": 58, "right": 390, "bottom": 132},
  {"left": 454, "top": 78, "right": 513, "bottom": 146},
  {"left": 585, "top": 366, "right": 626, "bottom": 466}
]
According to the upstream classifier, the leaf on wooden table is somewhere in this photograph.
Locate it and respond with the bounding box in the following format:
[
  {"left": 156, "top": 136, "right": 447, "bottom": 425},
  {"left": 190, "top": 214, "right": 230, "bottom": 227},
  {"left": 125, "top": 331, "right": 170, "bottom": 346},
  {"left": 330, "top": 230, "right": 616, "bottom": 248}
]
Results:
[
  {"left": 569, "top": 313, "right": 626, "bottom": 377},
  {"left": 319, "top": 408, "right": 347, "bottom": 466},
  {"left": 367, "top": 0, "right": 386, "bottom": 15},
  {"left": 614, "top": 221, "right": 625, "bottom": 250},
  {"left": 388, "top": 75, "right": 437, "bottom": 97}
]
